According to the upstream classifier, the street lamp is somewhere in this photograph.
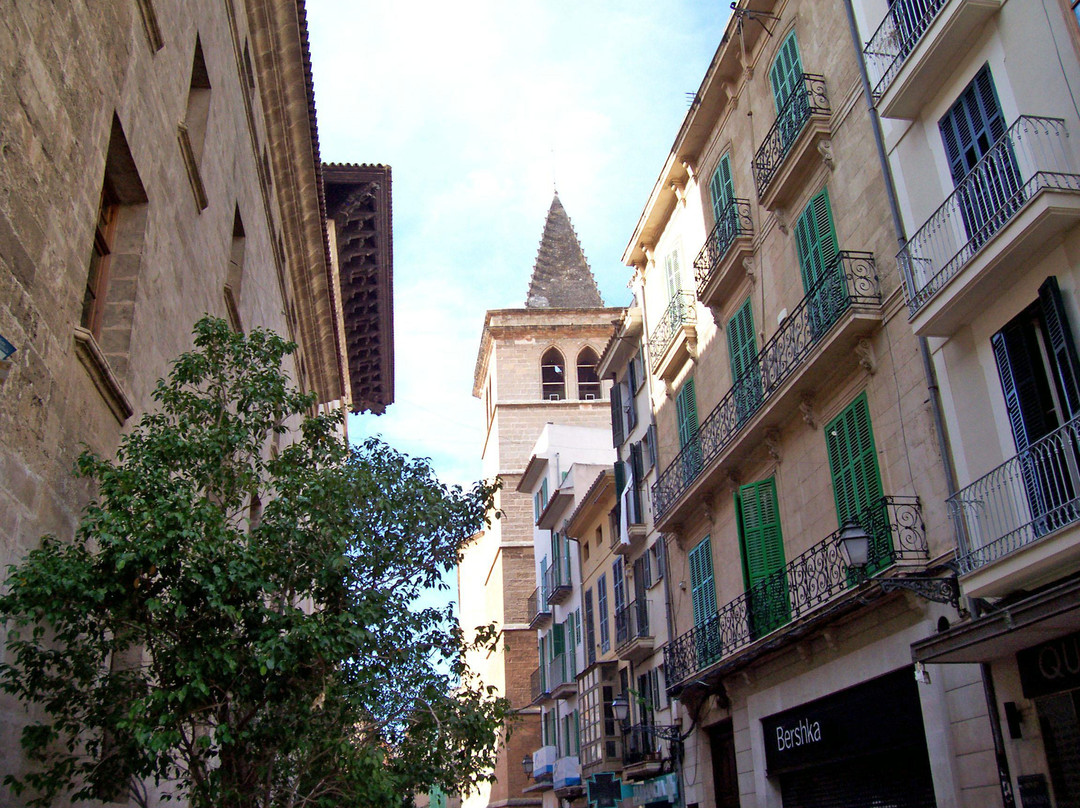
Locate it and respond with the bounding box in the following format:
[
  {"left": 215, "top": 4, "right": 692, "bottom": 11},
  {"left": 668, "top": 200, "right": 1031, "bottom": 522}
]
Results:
[
  {"left": 522, "top": 754, "right": 534, "bottom": 779},
  {"left": 611, "top": 694, "right": 630, "bottom": 726},
  {"left": 837, "top": 519, "right": 871, "bottom": 570}
]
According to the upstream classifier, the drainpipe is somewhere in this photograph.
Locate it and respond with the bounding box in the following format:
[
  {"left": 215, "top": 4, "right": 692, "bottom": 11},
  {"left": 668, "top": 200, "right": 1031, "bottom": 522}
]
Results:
[{"left": 840, "top": 4, "right": 1014, "bottom": 808}]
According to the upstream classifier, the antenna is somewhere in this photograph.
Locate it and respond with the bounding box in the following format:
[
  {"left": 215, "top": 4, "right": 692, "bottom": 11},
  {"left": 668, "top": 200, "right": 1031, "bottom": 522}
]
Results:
[{"left": 730, "top": 3, "right": 781, "bottom": 37}]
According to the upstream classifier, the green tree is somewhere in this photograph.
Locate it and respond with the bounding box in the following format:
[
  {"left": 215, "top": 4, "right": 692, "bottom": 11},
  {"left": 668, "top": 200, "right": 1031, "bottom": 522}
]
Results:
[{"left": 0, "top": 317, "right": 510, "bottom": 808}]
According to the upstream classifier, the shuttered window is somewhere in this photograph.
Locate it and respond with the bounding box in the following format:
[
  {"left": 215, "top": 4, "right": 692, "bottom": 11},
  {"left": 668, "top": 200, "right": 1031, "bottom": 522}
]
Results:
[
  {"left": 584, "top": 588, "right": 596, "bottom": 666},
  {"left": 769, "top": 30, "right": 803, "bottom": 111},
  {"left": 664, "top": 249, "right": 684, "bottom": 300},
  {"left": 688, "top": 536, "right": 717, "bottom": 628},
  {"left": 794, "top": 189, "right": 840, "bottom": 293},
  {"left": 610, "top": 381, "right": 625, "bottom": 447},
  {"left": 727, "top": 297, "right": 757, "bottom": 384},
  {"left": 825, "top": 393, "right": 885, "bottom": 570},
  {"left": 709, "top": 153, "right": 735, "bottom": 224},
  {"left": 939, "top": 64, "right": 1006, "bottom": 186},
  {"left": 676, "top": 377, "right": 699, "bottom": 450},
  {"left": 598, "top": 573, "right": 610, "bottom": 653},
  {"left": 736, "top": 478, "right": 790, "bottom": 635}
]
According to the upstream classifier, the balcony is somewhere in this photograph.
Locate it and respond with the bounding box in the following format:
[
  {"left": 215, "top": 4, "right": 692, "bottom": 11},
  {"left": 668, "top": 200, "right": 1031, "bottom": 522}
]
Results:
[
  {"left": 951, "top": 414, "right": 1080, "bottom": 599},
  {"left": 615, "top": 599, "right": 654, "bottom": 663},
  {"left": 663, "top": 497, "right": 926, "bottom": 692},
  {"left": 649, "top": 291, "right": 698, "bottom": 382},
  {"left": 543, "top": 556, "right": 573, "bottom": 606},
  {"left": 695, "top": 198, "right": 755, "bottom": 313},
  {"left": 899, "top": 116, "right": 1080, "bottom": 336},
  {"left": 528, "top": 585, "right": 552, "bottom": 630},
  {"left": 753, "top": 73, "right": 831, "bottom": 211},
  {"left": 652, "top": 253, "right": 881, "bottom": 527},
  {"left": 622, "top": 725, "right": 667, "bottom": 781},
  {"left": 528, "top": 745, "right": 557, "bottom": 791},
  {"left": 864, "top": 0, "right": 1002, "bottom": 119},
  {"left": 548, "top": 651, "right": 577, "bottom": 700},
  {"left": 530, "top": 665, "right": 549, "bottom": 706},
  {"left": 554, "top": 755, "right": 583, "bottom": 795}
]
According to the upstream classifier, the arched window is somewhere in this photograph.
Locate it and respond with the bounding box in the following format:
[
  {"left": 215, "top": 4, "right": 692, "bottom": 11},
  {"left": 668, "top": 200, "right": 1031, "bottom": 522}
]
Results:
[
  {"left": 541, "top": 348, "right": 566, "bottom": 400},
  {"left": 577, "top": 347, "right": 601, "bottom": 400}
]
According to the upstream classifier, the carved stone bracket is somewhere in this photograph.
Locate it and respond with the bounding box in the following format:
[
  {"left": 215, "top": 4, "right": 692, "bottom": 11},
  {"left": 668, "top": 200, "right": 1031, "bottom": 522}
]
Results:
[
  {"left": 726, "top": 468, "right": 742, "bottom": 492},
  {"left": 665, "top": 379, "right": 677, "bottom": 399},
  {"left": 710, "top": 305, "right": 724, "bottom": 327},
  {"left": 681, "top": 159, "right": 697, "bottom": 182},
  {"left": 686, "top": 327, "right": 699, "bottom": 360},
  {"left": 818, "top": 139, "right": 835, "bottom": 171},
  {"left": 855, "top": 337, "right": 877, "bottom": 375},
  {"left": 773, "top": 207, "right": 789, "bottom": 234},
  {"left": 764, "top": 428, "right": 782, "bottom": 464},
  {"left": 799, "top": 394, "right": 817, "bottom": 429},
  {"left": 671, "top": 180, "right": 687, "bottom": 206}
]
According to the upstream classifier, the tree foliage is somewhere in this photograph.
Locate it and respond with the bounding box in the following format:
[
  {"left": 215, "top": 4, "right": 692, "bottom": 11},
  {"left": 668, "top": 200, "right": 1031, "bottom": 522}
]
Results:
[{"left": 0, "top": 317, "right": 510, "bottom": 807}]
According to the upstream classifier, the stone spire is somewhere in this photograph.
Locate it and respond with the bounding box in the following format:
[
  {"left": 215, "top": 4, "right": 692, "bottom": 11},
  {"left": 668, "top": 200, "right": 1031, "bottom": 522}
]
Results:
[{"left": 525, "top": 193, "right": 604, "bottom": 308}]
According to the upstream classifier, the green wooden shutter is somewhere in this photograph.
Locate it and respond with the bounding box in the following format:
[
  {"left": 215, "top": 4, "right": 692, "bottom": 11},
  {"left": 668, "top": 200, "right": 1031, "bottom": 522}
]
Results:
[
  {"left": 676, "top": 377, "right": 699, "bottom": 449},
  {"left": 552, "top": 622, "right": 566, "bottom": 657},
  {"left": 709, "top": 154, "right": 735, "bottom": 223},
  {"left": 735, "top": 478, "right": 790, "bottom": 636},
  {"left": 727, "top": 297, "right": 757, "bottom": 384},
  {"left": 825, "top": 393, "right": 884, "bottom": 525},
  {"left": 794, "top": 188, "right": 839, "bottom": 293},
  {"left": 610, "top": 382, "right": 624, "bottom": 447},
  {"left": 769, "top": 31, "right": 803, "bottom": 111},
  {"left": 688, "top": 536, "right": 717, "bottom": 628}
]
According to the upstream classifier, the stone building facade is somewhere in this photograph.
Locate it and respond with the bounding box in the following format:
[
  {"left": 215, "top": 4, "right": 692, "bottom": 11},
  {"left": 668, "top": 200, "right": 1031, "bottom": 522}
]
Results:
[
  {"left": 0, "top": 1, "right": 392, "bottom": 802},
  {"left": 460, "top": 195, "right": 621, "bottom": 808}
]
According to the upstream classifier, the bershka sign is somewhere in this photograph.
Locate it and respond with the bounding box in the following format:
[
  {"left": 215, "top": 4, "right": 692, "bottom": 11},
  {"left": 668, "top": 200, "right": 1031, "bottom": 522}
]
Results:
[
  {"left": 761, "top": 668, "right": 927, "bottom": 774},
  {"left": 774, "top": 716, "right": 823, "bottom": 752}
]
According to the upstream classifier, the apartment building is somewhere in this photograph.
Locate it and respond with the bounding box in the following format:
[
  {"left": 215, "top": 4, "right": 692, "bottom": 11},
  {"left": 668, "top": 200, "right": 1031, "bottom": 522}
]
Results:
[
  {"left": 616, "top": 1, "right": 1002, "bottom": 806},
  {"left": 0, "top": 0, "right": 393, "bottom": 801},
  {"left": 519, "top": 424, "right": 614, "bottom": 808},
  {"left": 460, "top": 194, "right": 621, "bottom": 808},
  {"left": 849, "top": 0, "right": 1080, "bottom": 805}
]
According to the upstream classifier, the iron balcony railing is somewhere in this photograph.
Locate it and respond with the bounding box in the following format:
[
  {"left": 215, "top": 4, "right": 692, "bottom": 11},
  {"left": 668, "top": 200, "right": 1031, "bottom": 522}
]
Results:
[
  {"left": 531, "top": 665, "right": 548, "bottom": 703},
  {"left": 623, "top": 724, "right": 664, "bottom": 767},
  {"left": 863, "top": 0, "right": 947, "bottom": 100},
  {"left": 752, "top": 73, "right": 830, "bottom": 200},
  {"left": 694, "top": 198, "right": 754, "bottom": 296},
  {"left": 615, "top": 599, "right": 650, "bottom": 648},
  {"left": 548, "top": 651, "right": 577, "bottom": 692},
  {"left": 528, "top": 586, "right": 551, "bottom": 626},
  {"left": 652, "top": 253, "right": 880, "bottom": 519},
  {"left": 663, "top": 496, "right": 926, "bottom": 690},
  {"left": 543, "top": 556, "right": 573, "bottom": 602},
  {"left": 649, "top": 291, "right": 697, "bottom": 372},
  {"left": 899, "top": 116, "right": 1080, "bottom": 317},
  {"left": 951, "top": 413, "right": 1080, "bottom": 575}
]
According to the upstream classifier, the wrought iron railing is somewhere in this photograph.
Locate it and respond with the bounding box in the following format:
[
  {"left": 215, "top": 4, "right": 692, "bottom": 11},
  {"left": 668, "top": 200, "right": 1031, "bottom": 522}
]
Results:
[
  {"left": 543, "top": 556, "right": 573, "bottom": 602},
  {"left": 649, "top": 292, "right": 697, "bottom": 372},
  {"left": 528, "top": 585, "right": 550, "bottom": 626},
  {"left": 951, "top": 414, "right": 1080, "bottom": 575},
  {"left": 694, "top": 198, "right": 753, "bottom": 296},
  {"left": 663, "top": 496, "right": 925, "bottom": 690},
  {"left": 615, "top": 599, "right": 650, "bottom": 648},
  {"left": 752, "top": 74, "right": 830, "bottom": 199},
  {"left": 548, "top": 651, "right": 577, "bottom": 691},
  {"left": 899, "top": 116, "right": 1080, "bottom": 317},
  {"left": 531, "top": 665, "right": 547, "bottom": 703},
  {"left": 863, "top": 0, "right": 947, "bottom": 100},
  {"left": 652, "top": 253, "right": 880, "bottom": 519},
  {"left": 623, "top": 724, "right": 663, "bottom": 766}
]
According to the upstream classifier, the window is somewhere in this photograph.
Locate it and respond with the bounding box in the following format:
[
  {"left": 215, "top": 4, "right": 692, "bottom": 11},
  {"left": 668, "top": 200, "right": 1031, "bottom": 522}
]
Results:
[
  {"left": 628, "top": 442, "right": 644, "bottom": 524},
  {"left": 80, "top": 115, "right": 148, "bottom": 377},
  {"left": 664, "top": 249, "right": 684, "bottom": 301},
  {"left": 709, "top": 153, "right": 735, "bottom": 224},
  {"left": 992, "top": 277, "right": 1080, "bottom": 534},
  {"left": 612, "top": 558, "right": 626, "bottom": 645},
  {"left": 533, "top": 477, "right": 549, "bottom": 523},
  {"left": 735, "top": 478, "right": 789, "bottom": 637},
  {"left": 543, "top": 708, "right": 557, "bottom": 747},
  {"left": 584, "top": 588, "right": 596, "bottom": 667},
  {"left": 224, "top": 207, "right": 246, "bottom": 331},
  {"left": 542, "top": 348, "right": 566, "bottom": 400},
  {"left": 561, "top": 711, "right": 580, "bottom": 757},
  {"left": 579, "top": 662, "right": 621, "bottom": 768},
  {"left": 643, "top": 422, "right": 658, "bottom": 472},
  {"left": 795, "top": 189, "right": 844, "bottom": 339},
  {"left": 634, "top": 552, "right": 652, "bottom": 592},
  {"left": 939, "top": 64, "right": 1019, "bottom": 247},
  {"left": 769, "top": 30, "right": 803, "bottom": 111},
  {"left": 825, "top": 392, "right": 888, "bottom": 571},
  {"left": 597, "top": 573, "right": 610, "bottom": 653},
  {"left": 728, "top": 297, "right": 761, "bottom": 424},
  {"left": 184, "top": 36, "right": 212, "bottom": 165},
  {"left": 649, "top": 540, "right": 665, "bottom": 582},
  {"left": 610, "top": 381, "right": 625, "bottom": 447},
  {"left": 688, "top": 536, "right": 717, "bottom": 629},
  {"left": 577, "top": 346, "right": 601, "bottom": 399},
  {"left": 676, "top": 377, "right": 702, "bottom": 483},
  {"left": 622, "top": 378, "right": 637, "bottom": 434}
]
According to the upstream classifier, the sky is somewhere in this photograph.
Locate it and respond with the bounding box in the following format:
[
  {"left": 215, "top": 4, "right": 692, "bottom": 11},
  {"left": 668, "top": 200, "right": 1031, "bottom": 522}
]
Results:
[{"left": 307, "top": 2, "right": 732, "bottom": 488}]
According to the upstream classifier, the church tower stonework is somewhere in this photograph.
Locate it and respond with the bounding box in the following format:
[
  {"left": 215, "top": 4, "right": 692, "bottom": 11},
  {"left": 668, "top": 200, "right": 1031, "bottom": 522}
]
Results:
[{"left": 459, "top": 195, "right": 621, "bottom": 808}]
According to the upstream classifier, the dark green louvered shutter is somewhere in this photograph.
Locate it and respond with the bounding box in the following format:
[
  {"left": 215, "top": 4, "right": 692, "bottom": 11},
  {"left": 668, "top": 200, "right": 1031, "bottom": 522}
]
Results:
[
  {"left": 1040, "top": 276, "right": 1080, "bottom": 420},
  {"left": 825, "top": 393, "right": 884, "bottom": 525},
  {"left": 710, "top": 154, "right": 735, "bottom": 223},
  {"left": 676, "top": 378, "right": 699, "bottom": 449},
  {"left": 610, "top": 381, "right": 624, "bottom": 447},
  {"left": 688, "top": 536, "right": 717, "bottom": 628},
  {"left": 736, "top": 478, "right": 789, "bottom": 635},
  {"left": 551, "top": 622, "right": 565, "bottom": 657},
  {"left": 727, "top": 297, "right": 757, "bottom": 383},
  {"left": 794, "top": 189, "right": 840, "bottom": 293},
  {"left": 769, "top": 31, "right": 803, "bottom": 111}
]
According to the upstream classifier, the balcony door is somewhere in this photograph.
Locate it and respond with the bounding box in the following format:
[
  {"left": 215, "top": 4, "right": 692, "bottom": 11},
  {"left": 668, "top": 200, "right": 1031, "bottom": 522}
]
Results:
[
  {"left": 794, "top": 188, "right": 844, "bottom": 338},
  {"left": 710, "top": 153, "right": 735, "bottom": 225},
  {"left": 939, "top": 65, "right": 1021, "bottom": 249},
  {"left": 769, "top": 30, "right": 803, "bottom": 112},
  {"left": 736, "top": 478, "right": 789, "bottom": 638},
  {"left": 728, "top": 297, "right": 761, "bottom": 424},
  {"left": 992, "top": 277, "right": 1080, "bottom": 536},
  {"left": 676, "top": 377, "right": 702, "bottom": 483}
]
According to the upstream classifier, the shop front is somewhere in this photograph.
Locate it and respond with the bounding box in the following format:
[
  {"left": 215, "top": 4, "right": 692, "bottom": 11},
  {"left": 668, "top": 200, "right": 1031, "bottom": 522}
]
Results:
[{"left": 761, "top": 668, "right": 936, "bottom": 808}]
